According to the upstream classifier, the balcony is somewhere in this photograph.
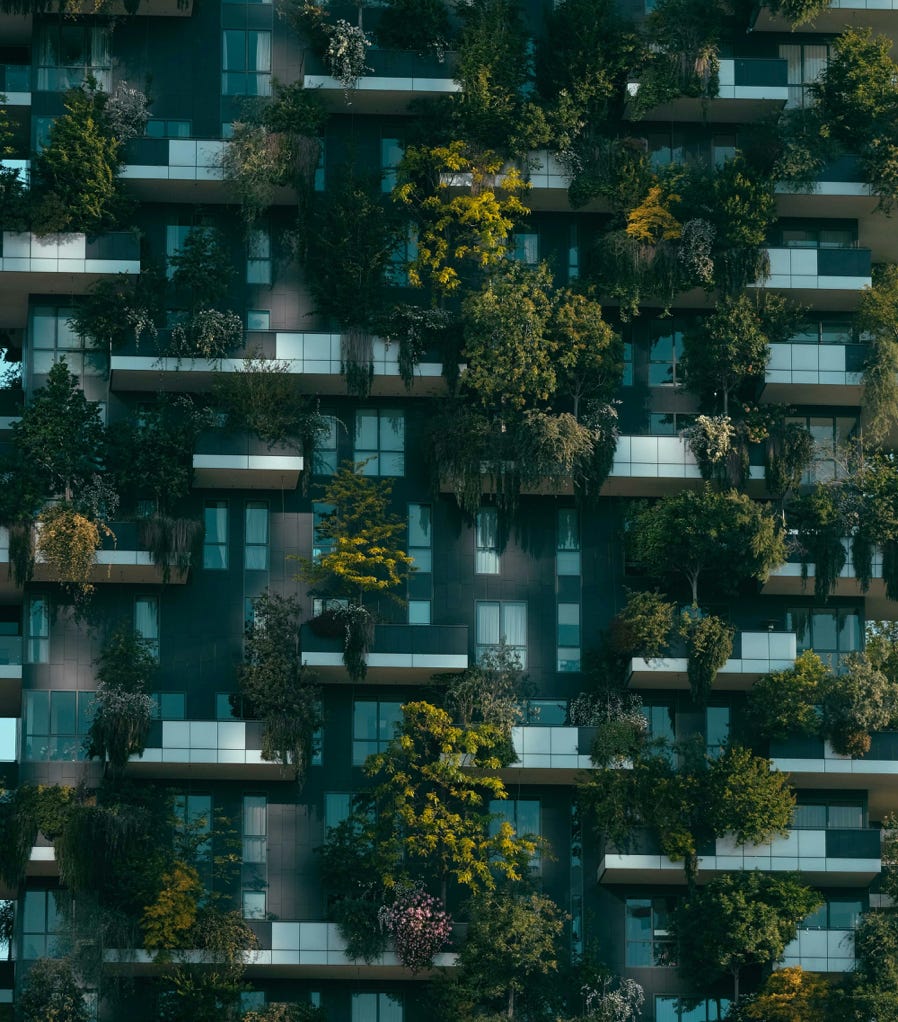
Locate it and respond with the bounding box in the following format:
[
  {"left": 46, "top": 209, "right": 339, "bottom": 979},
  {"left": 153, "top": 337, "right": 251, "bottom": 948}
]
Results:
[
  {"left": 771, "top": 733, "right": 898, "bottom": 817},
  {"left": 0, "top": 232, "right": 141, "bottom": 302},
  {"left": 628, "top": 58, "right": 788, "bottom": 123},
  {"left": 763, "top": 341, "right": 866, "bottom": 404},
  {"left": 193, "top": 432, "right": 303, "bottom": 490},
  {"left": 122, "top": 138, "right": 228, "bottom": 202},
  {"left": 755, "top": 0, "right": 898, "bottom": 33},
  {"left": 26, "top": 521, "right": 189, "bottom": 586},
  {"left": 627, "top": 630, "right": 797, "bottom": 691},
  {"left": 781, "top": 928, "right": 854, "bottom": 973},
  {"left": 303, "top": 49, "right": 460, "bottom": 114},
  {"left": 301, "top": 623, "right": 468, "bottom": 682},
  {"left": 599, "top": 827, "right": 881, "bottom": 885},
  {"left": 128, "top": 719, "right": 285, "bottom": 779},
  {"left": 0, "top": 64, "right": 30, "bottom": 104},
  {"left": 105, "top": 921, "right": 457, "bottom": 976},
  {"left": 776, "top": 155, "right": 877, "bottom": 220},
  {"left": 109, "top": 333, "right": 448, "bottom": 396},
  {"left": 751, "top": 247, "right": 872, "bottom": 308},
  {"left": 502, "top": 725, "right": 594, "bottom": 781}
]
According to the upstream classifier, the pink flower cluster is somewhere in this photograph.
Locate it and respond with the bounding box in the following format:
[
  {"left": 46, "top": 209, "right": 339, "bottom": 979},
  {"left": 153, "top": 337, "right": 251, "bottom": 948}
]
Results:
[{"left": 378, "top": 887, "right": 452, "bottom": 972}]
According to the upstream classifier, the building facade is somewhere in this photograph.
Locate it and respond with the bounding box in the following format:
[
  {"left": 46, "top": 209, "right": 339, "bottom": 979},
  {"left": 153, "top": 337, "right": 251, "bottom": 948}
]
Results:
[{"left": 0, "top": 0, "right": 896, "bottom": 1018}]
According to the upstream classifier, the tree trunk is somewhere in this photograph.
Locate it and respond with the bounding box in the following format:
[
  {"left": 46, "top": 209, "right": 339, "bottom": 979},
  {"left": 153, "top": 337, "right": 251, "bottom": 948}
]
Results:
[
  {"left": 688, "top": 570, "right": 699, "bottom": 607},
  {"left": 507, "top": 985, "right": 515, "bottom": 1019},
  {"left": 733, "top": 965, "right": 740, "bottom": 1002}
]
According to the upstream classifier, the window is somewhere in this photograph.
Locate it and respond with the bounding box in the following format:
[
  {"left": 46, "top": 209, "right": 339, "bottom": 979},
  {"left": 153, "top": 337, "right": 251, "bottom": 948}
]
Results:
[
  {"left": 22, "top": 889, "right": 63, "bottom": 960},
  {"left": 626, "top": 897, "right": 676, "bottom": 966},
  {"left": 779, "top": 42, "right": 829, "bottom": 109},
  {"left": 568, "top": 224, "right": 579, "bottom": 282},
  {"left": 35, "top": 24, "right": 111, "bottom": 91},
  {"left": 27, "top": 597, "right": 49, "bottom": 663},
  {"left": 641, "top": 703, "right": 675, "bottom": 744},
  {"left": 387, "top": 227, "right": 418, "bottom": 285},
  {"left": 312, "top": 503, "right": 335, "bottom": 563},
  {"left": 476, "top": 601, "right": 527, "bottom": 667},
  {"left": 381, "top": 138, "right": 403, "bottom": 193},
  {"left": 151, "top": 692, "right": 186, "bottom": 720},
  {"left": 352, "top": 700, "right": 403, "bottom": 765},
  {"left": 787, "top": 607, "right": 861, "bottom": 669},
  {"left": 175, "top": 793, "right": 212, "bottom": 867},
  {"left": 705, "top": 706, "right": 730, "bottom": 755},
  {"left": 247, "top": 309, "right": 270, "bottom": 330},
  {"left": 315, "top": 139, "right": 326, "bottom": 191},
  {"left": 489, "top": 798, "right": 540, "bottom": 868},
  {"left": 204, "top": 501, "right": 229, "bottom": 569},
  {"left": 243, "top": 795, "right": 267, "bottom": 864},
  {"left": 786, "top": 415, "right": 858, "bottom": 484},
  {"left": 793, "top": 799, "right": 864, "bottom": 829},
  {"left": 244, "top": 502, "right": 269, "bottom": 571},
  {"left": 622, "top": 340, "right": 633, "bottom": 386},
  {"left": 648, "top": 320, "right": 685, "bottom": 386},
  {"left": 30, "top": 305, "right": 105, "bottom": 378},
  {"left": 352, "top": 994, "right": 402, "bottom": 1022},
  {"left": 246, "top": 227, "right": 272, "bottom": 284},
  {"left": 313, "top": 417, "right": 339, "bottom": 475},
  {"left": 788, "top": 316, "right": 855, "bottom": 345},
  {"left": 135, "top": 596, "right": 160, "bottom": 659},
  {"left": 475, "top": 508, "right": 499, "bottom": 574},
  {"left": 655, "top": 997, "right": 730, "bottom": 1021},
  {"left": 145, "top": 119, "right": 192, "bottom": 138},
  {"left": 166, "top": 224, "right": 214, "bottom": 279},
  {"left": 222, "top": 30, "right": 272, "bottom": 96},
  {"left": 801, "top": 897, "right": 863, "bottom": 930},
  {"left": 556, "top": 509, "right": 580, "bottom": 576},
  {"left": 354, "top": 409, "right": 404, "bottom": 476},
  {"left": 408, "top": 503, "right": 432, "bottom": 626},
  {"left": 521, "top": 699, "right": 567, "bottom": 725},
  {"left": 557, "top": 603, "right": 581, "bottom": 672},
  {"left": 511, "top": 232, "right": 539, "bottom": 265},
  {"left": 324, "top": 792, "right": 352, "bottom": 832},
  {"left": 23, "top": 690, "right": 92, "bottom": 762}
]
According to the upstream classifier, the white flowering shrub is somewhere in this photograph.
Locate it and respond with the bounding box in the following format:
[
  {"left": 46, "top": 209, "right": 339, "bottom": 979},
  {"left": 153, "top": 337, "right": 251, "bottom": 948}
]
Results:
[
  {"left": 378, "top": 887, "right": 452, "bottom": 972},
  {"left": 327, "top": 20, "right": 372, "bottom": 92}
]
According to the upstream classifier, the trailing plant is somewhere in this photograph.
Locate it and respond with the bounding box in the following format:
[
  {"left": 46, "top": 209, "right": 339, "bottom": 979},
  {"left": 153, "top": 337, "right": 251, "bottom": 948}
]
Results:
[
  {"left": 682, "top": 415, "right": 737, "bottom": 485},
  {"left": 166, "top": 308, "right": 244, "bottom": 360},
  {"left": 764, "top": 417, "right": 815, "bottom": 503},
  {"left": 7, "top": 520, "right": 34, "bottom": 586},
  {"left": 139, "top": 514, "right": 203, "bottom": 583},
  {"left": 790, "top": 484, "right": 848, "bottom": 600},
  {"left": 243, "top": 1005, "right": 329, "bottom": 1022},
  {"left": 376, "top": 305, "right": 453, "bottom": 389},
  {"left": 239, "top": 590, "right": 322, "bottom": 780},
  {"left": 378, "top": 885, "right": 452, "bottom": 972},
  {"left": 327, "top": 20, "right": 372, "bottom": 93},
  {"left": 679, "top": 610, "right": 734, "bottom": 706},
  {"left": 764, "top": 0, "right": 831, "bottom": 23},
  {"left": 330, "top": 603, "right": 375, "bottom": 682},
  {"left": 37, "top": 502, "right": 111, "bottom": 595},
  {"left": 85, "top": 627, "right": 157, "bottom": 776},
  {"left": 0, "top": 784, "right": 75, "bottom": 888},
  {"left": 574, "top": 689, "right": 647, "bottom": 766},
  {"left": 69, "top": 271, "right": 162, "bottom": 353}
]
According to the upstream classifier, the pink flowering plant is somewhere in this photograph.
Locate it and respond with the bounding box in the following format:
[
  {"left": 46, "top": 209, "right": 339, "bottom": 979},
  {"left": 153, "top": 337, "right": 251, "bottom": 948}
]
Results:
[{"left": 378, "top": 886, "right": 452, "bottom": 972}]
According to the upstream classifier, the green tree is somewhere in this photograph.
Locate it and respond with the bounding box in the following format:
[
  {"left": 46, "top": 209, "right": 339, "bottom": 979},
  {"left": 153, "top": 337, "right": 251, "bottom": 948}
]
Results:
[
  {"left": 298, "top": 462, "right": 412, "bottom": 604},
  {"left": 671, "top": 871, "right": 821, "bottom": 1000},
  {"left": 238, "top": 590, "right": 322, "bottom": 780},
  {"left": 606, "top": 589, "right": 675, "bottom": 666},
  {"left": 448, "top": 888, "right": 566, "bottom": 1020},
  {"left": 169, "top": 228, "right": 234, "bottom": 314},
  {"left": 746, "top": 650, "right": 828, "bottom": 742},
  {"left": 85, "top": 627, "right": 157, "bottom": 777},
  {"left": 18, "top": 957, "right": 90, "bottom": 1022},
  {"left": 679, "top": 612, "right": 734, "bottom": 706},
  {"left": 31, "top": 83, "right": 128, "bottom": 235},
  {"left": 364, "top": 701, "right": 538, "bottom": 901},
  {"left": 859, "top": 264, "right": 898, "bottom": 445},
  {"left": 629, "top": 486, "right": 786, "bottom": 605},
  {"left": 820, "top": 652, "right": 898, "bottom": 756}
]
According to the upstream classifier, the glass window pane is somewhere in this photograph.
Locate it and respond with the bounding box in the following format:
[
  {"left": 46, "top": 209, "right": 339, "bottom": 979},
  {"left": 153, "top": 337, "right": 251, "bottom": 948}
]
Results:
[
  {"left": 839, "top": 610, "right": 860, "bottom": 651},
  {"left": 325, "top": 792, "right": 351, "bottom": 831},
  {"left": 135, "top": 597, "right": 159, "bottom": 641},
  {"left": 243, "top": 795, "right": 266, "bottom": 835},
  {"left": 223, "top": 31, "right": 246, "bottom": 71},
  {"left": 205, "top": 502, "right": 228, "bottom": 543},
  {"left": 380, "top": 412, "right": 404, "bottom": 451},
  {"left": 557, "top": 510, "right": 579, "bottom": 550},
  {"left": 26, "top": 690, "right": 49, "bottom": 736},
  {"left": 50, "top": 691, "right": 76, "bottom": 734},
  {"left": 160, "top": 693, "right": 185, "bottom": 719},
  {"left": 354, "top": 702, "right": 378, "bottom": 741},
  {"left": 558, "top": 603, "right": 580, "bottom": 646},
  {"left": 380, "top": 993, "right": 403, "bottom": 1022},
  {"left": 409, "top": 600, "right": 431, "bottom": 625},
  {"left": 355, "top": 410, "right": 378, "bottom": 450},
  {"left": 501, "top": 603, "right": 527, "bottom": 647},
  {"left": 476, "top": 603, "right": 500, "bottom": 645},
  {"left": 409, "top": 505, "right": 431, "bottom": 547},
  {"left": 245, "top": 503, "right": 268, "bottom": 544},
  {"left": 379, "top": 703, "right": 403, "bottom": 742},
  {"left": 352, "top": 994, "right": 377, "bottom": 1022},
  {"left": 829, "top": 899, "right": 862, "bottom": 929},
  {"left": 812, "top": 610, "right": 838, "bottom": 650},
  {"left": 243, "top": 891, "right": 266, "bottom": 919}
]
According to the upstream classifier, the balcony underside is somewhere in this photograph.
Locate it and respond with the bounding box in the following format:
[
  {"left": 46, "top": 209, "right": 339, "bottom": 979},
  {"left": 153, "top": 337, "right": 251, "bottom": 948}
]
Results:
[
  {"left": 303, "top": 75, "right": 460, "bottom": 115},
  {"left": 761, "top": 380, "right": 864, "bottom": 405},
  {"left": 30, "top": 552, "right": 186, "bottom": 586},
  {"left": 762, "top": 573, "right": 896, "bottom": 619},
  {"left": 598, "top": 856, "right": 879, "bottom": 887},
  {"left": 774, "top": 760, "right": 898, "bottom": 819},
  {"left": 0, "top": 667, "right": 22, "bottom": 717},
  {"left": 192, "top": 454, "right": 304, "bottom": 490},
  {"left": 126, "top": 758, "right": 287, "bottom": 781},
  {"left": 301, "top": 651, "right": 469, "bottom": 684}
]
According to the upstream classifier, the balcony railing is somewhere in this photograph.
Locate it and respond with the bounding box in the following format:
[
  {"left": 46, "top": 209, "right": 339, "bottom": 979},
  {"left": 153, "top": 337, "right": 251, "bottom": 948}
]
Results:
[
  {"left": 0, "top": 231, "right": 140, "bottom": 275},
  {"left": 756, "top": 247, "right": 872, "bottom": 292},
  {"left": 781, "top": 928, "right": 854, "bottom": 973},
  {"left": 301, "top": 623, "right": 469, "bottom": 680},
  {"left": 129, "top": 719, "right": 285, "bottom": 777}
]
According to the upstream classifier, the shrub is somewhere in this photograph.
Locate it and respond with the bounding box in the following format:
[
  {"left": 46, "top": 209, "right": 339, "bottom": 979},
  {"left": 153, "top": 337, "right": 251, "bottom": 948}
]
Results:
[
  {"left": 680, "top": 611, "right": 734, "bottom": 706},
  {"left": 378, "top": 886, "right": 452, "bottom": 972}
]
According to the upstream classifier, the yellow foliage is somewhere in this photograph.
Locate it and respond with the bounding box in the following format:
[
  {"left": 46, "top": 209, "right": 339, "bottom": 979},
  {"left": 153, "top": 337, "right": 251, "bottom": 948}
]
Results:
[
  {"left": 37, "top": 504, "right": 112, "bottom": 594},
  {"left": 625, "top": 184, "right": 682, "bottom": 244},
  {"left": 142, "top": 861, "right": 202, "bottom": 952},
  {"left": 745, "top": 966, "right": 830, "bottom": 1022}
]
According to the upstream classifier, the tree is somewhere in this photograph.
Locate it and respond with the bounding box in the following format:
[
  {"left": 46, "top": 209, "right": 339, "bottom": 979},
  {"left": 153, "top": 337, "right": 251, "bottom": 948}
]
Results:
[
  {"left": 298, "top": 462, "right": 412, "bottom": 605},
  {"left": 364, "top": 701, "right": 538, "bottom": 901},
  {"left": 85, "top": 627, "right": 156, "bottom": 776},
  {"left": 742, "top": 967, "right": 830, "bottom": 1022},
  {"left": 606, "top": 589, "right": 675, "bottom": 667},
  {"left": 671, "top": 872, "right": 821, "bottom": 1000},
  {"left": 679, "top": 611, "right": 734, "bottom": 705},
  {"left": 820, "top": 652, "right": 898, "bottom": 756},
  {"left": 238, "top": 591, "right": 322, "bottom": 780},
  {"left": 681, "top": 294, "right": 772, "bottom": 415},
  {"left": 629, "top": 486, "right": 786, "bottom": 605},
  {"left": 18, "top": 957, "right": 90, "bottom": 1022},
  {"left": 746, "top": 650, "right": 828, "bottom": 742},
  {"left": 859, "top": 264, "right": 898, "bottom": 445},
  {"left": 31, "top": 83, "right": 128, "bottom": 235},
  {"left": 449, "top": 888, "right": 566, "bottom": 1020}
]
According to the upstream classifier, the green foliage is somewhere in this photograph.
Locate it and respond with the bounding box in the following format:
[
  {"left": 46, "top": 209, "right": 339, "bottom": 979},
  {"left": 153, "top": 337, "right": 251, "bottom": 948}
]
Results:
[
  {"left": 569, "top": 688, "right": 647, "bottom": 766},
  {"left": 142, "top": 860, "right": 203, "bottom": 951},
  {"left": 376, "top": 0, "right": 450, "bottom": 55},
  {"left": 298, "top": 462, "right": 412, "bottom": 603},
  {"left": 764, "top": 417, "right": 815, "bottom": 504},
  {"left": 31, "top": 83, "right": 129, "bottom": 235},
  {"left": 243, "top": 1005, "right": 329, "bottom": 1022},
  {"left": 168, "top": 228, "right": 234, "bottom": 316},
  {"left": 139, "top": 514, "right": 204, "bottom": 583},
  {"left": 449, "top": 889, "right": 566, "bottom": 1020},
  {"left": 747, "top": 650, "right": 828, "bottom": 742},
  {"left": 0, "top": 784, "right": 74, "bottom": 888},
  {"left": 214, "top": 356, "right": 329, "bottom": 454},
  {"left": 820, "top": 652, "right": 898, "bottom": 756},
  {"left": 394, "top": 142, "right": 529, "bottom": 293},
  {"left": 606, "top": 589, "right": 675, "bottom": 665},
  {"left": 705, "top": 744, "right": 794, "bottom": 847},
  {"left": 860, "top": 264, "right": 898, "bottom": 445},
  {"left": 365, "top": 701, "right": 538, "bottom": 895},
  {"left": 305, "top": 170, "right": 402, "bottom": 335},
  {"left": 69, "top": 272, "right": 162, "bottom": 353},
  {"left": 0, "top": 100, "right": 28, "bottom": 232},
  {"left": 167, "top": 308, "right": 244, "bottom": 360},
  {"left": 740, "top": 966, "right": 831, "bottom": 1022},
  {"left": 764, "top": 0, "right": 832, "bottom": 25},
  {"left": 86, "top": 627, "right": 156, "bottom": 776},
  {"left": 18, "top": 957, "right": 90, "bottom": 1022},
  {"left": 682, "top": 415, "right": 740, "bottom": 487},
  {"left": 629, "top": 486, "right": 786, "bottom": 604},
  {"left": 671, "top": 872, "right": 821, "bottom": 1000},
  {"left": 679, "top": 611, "right": 734, "bottom": 706},
  {"left": 239, "top": 590, "right": 322, "bottom": 780},
  {"left": 790, "top": 484, "right": 848, "bottom": 600}
]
